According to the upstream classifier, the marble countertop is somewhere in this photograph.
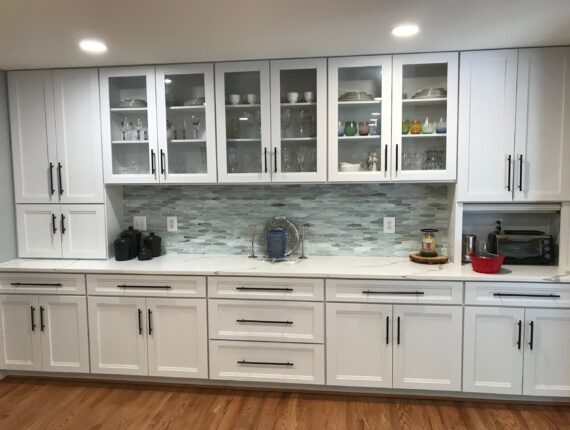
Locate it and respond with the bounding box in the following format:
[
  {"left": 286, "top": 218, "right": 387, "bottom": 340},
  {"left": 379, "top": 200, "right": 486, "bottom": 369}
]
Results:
[{"left": 0, "top": 255, "right": 569, "bottom": 283}]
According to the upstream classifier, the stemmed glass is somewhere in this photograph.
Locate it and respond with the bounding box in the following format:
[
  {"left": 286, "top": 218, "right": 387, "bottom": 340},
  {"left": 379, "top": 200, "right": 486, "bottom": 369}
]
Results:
[
  {"left": 191, "top": 115, "right": 201, "bottom": 139},
  {"left": 247, "top": 224, "right": 257, "bottom": 258},
  {"left": 282, "top": 109, "right": 292, "bottom": 138},
  {"left": 296, "top": 146, "right": 308, "bottom": 171},
  {"left": 298, "top": 224, "right": 308, "bottom": 259},
  {"left": 121, "top": 117, "right": 131, "bottom": 141}
]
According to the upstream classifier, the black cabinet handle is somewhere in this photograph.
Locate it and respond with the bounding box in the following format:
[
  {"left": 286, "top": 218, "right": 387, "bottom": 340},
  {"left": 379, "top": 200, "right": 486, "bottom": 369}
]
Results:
[
  {"left": 30, "top": 306, "right": 36, "bottom": 331},
  {"left": 40, "top": 306, "right": 45, "bottom": 332},
  {"left": 517, "top": 320, "right": 522, "bottom": 350},
  {"left": 264, "top": 148, "right": 268, "bottom": 173},
  {"left": 397, "top": 316, "right": 401, "bottom": 345},
  {"left": 518, "top": 154, "right": 523, "bottom": 191},
  {"left": 506, "top": 154, "right": 512, "bottom": 191},
  {"left": 274, "top": 148, "right": 277, "bottom": 173},
  {"left": 48, "top": 162, "right": 55, "bottom": 195},
  {"left": 384, "top": 145, "right": 388, "bottom": 172},
  {"left": 52, "top": 214, "right": 57, "bottom": 234},
  {"left": 160, "top": 150, "right": 165, "bottom": 175},
  {"left": 493, "top": 293, "right": 560, "bottom": 298},
  {"left": 138, "top": 309, "right": 143, "bottom": 335},
  {"left": 60, "top": 214, "right": 66, "bottom": 235},
  {"left": 236, "top": 319, "right": 293, "bottom": 325},
  {"left": 151, "top": 150, "right": 156, "bottom": 174},
  {"left": 386, "top": 316, "right": 390, "bottom": 345},
  {"left": 529, "top": 321, "right": 534, "bottom": 350},
  {"left": 363, "top": 290, "right": 425, "bottom": 295},
  {"left": 118, "top": 285, "right": 171, "bottom": 290},
  {"left": 57, "top": 162, "right": 63, "bottom": 195},
  {"left": 237, "top": 360, "right": 293, "bottom": 367},
  {"left": 236, "top": 287, "right": 293, "bottom": 292},
  {"left": 148, "top": 309, "right": 153, "bottom": 335},
  {"left": 10, "top": 282, "right": 63, "bottom": 287},
  {"left": 395, "top": 144, "right": 399, "bottom": 172}
]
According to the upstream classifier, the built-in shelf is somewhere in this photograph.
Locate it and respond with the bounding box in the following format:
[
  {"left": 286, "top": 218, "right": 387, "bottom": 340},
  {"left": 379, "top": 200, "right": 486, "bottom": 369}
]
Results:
[
  {"left": 280, "top": 102, "right": 316, "bottom": 107},
  {"left": 338, "top": 135, "right": 380, "bottom": 141},
  {"left": 281, "top": 137, "right": 317, "bottom": 142},
  {"left": 338, "top": 99, "right": 382, "bottom": 106},
  {"left": 110, "top": 107, "right": 148, "bottom": 113},
  {"left": 402, "top": 98, "right": 447, "bottom": 106},
  {"left": 168, "top": 105, "right": 206, "bottom": 111},
  {"left": 402, "top": 133, "right": 447, "bottom": 138},
  {"left": 170, "top": 139, "right": 206, "bottom": 143},
  {"left": 226, "top": 138, "right": 261, "bottom": 142},
  {"left": 111, "top": 140, "right": 149, "bottom": 144},
  {"left": 225, "top": 104, "right": 260, "bottom": 109}
]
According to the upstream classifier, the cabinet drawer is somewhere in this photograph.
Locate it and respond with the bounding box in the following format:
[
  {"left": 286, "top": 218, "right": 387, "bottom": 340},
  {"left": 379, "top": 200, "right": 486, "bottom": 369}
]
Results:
[
  {"left": 0, "top": 273, "right": 85, "bottom": 295},
  {"left": 209, "top": 340, "right": 324, "bottom": 385},
  {"left": 87, "top": 274, "right": 206, "bottom": 298},
  {"left": 209, "top": 300, "right": 324, "bottom": 343},
  {"left": 465, "top": 282, "right": 570, "bottom": 308},
  {"left": 208, "top": 277, "right": 324, "bottom": 301},
  {"left": 326, "top": 279, "right": 462, "bottom": 304}
]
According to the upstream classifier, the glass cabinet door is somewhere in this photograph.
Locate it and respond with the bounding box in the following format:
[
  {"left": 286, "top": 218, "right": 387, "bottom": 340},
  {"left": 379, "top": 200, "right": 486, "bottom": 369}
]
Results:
[
  {"left": 392, "top": 52, "right": 458, "bottom": 182},
  {"left": 99, "top": 67, "right": 158, "bottom": 184},
  {"left": 270, "top": 59, "right": 327, "bottom": 182},
  {"left": 156, "top": 64, "right": 217, "bottom": 183},
  {"left": 215, "top": 61, "right": 271, "bottom": 183},
  {"left": 328, "top": 56, "right": 392, "bottom": 182}
]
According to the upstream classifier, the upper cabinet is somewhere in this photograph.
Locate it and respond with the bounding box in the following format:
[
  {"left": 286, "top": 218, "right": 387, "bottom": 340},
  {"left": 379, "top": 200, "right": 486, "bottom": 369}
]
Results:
[
  {"left": 328, "top": 56, "right": 392, "bottom": 182},
  {"left": 392, "top": 52, "right": 458, "bottom": 182},
  {"left": 458, "top": 47, "right": 570, "bottom": 202},
  {"left": 9, "top": 69, "right": 104, "bottom": 203}
]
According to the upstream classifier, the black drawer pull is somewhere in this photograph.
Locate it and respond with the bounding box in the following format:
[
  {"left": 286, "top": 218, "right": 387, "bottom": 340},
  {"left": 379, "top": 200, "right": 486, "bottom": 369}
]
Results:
[
  {"left": 386, "top": 316, "right": 390, "bottom": 345},
  {"left": 363, "top": 290, "right": 425, "bottom": 295},
  {"left": 30, "top": 306, "right": 36, "bottom": 331},
  {"left": 397, "top": 316, "right": 401, "bottom": 345},
  {"left": 118, "top": 285, "right": 172, "bottom": 290},
  {"left": 493, "top": 293, "right": 560, "bottom": 298},
  {"left": 236, "top": 319, "right": 293, "bottom": 325},
  {"left": 517, "top": 320, "right": 522, "bottom": 350},
  {"left": 40, "top": 306, "right": 45, "bottom": 332},
  {"left": 529, "top": 321, "right": 534, "bottom": 350},
  {"left": 52, "top": 213, "right": 57, "bottom": 234},
  {"left": 49, "top": 162, "right": 55, "bottom": 195},
  {"left": 236, "top": 287, "right": 293, "bottom": 292},
  {"left": 11, "top": 282, "right": 63, "bottom": 287},
  {"left": 57, "top": 162, "right": 64, "bottom": 195},
  {"left": 61, "top": 214, "right": 66, "bottom": 235},
  {"left": 148, "top": 309, "right": 153, "bottom": 335},
  {"left": 237, "top": 360, "right": 294, "bottom": 367},
  {"left": 138, "top": 309, "right": 143, "bottom": 335}
]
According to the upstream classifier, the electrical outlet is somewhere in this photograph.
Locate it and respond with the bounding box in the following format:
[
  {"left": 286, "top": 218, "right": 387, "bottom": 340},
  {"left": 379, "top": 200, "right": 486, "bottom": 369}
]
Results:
[
  {"left": 133, "top": 216, "right": 147, "bottom": 231},
  {"left": 383, "top": 217, "right": 395, "bottom": 234},
  {"left": 167, "top": 216, "right": 178, "bottom": 232}
]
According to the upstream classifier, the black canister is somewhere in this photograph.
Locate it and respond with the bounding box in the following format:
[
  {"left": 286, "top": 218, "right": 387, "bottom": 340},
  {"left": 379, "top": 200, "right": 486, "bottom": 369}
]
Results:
[
  {"left": 113, "top": 237, "right": 132, "bottom": 261},
  {"left": 138, "top": 246, "right": 153, "bottom": 261},
  {"left": 120, "top": 226, "right": 141, "bottom": 259},
  {"left": 143, "top": 232, "right": 162, "bottom": 258}
]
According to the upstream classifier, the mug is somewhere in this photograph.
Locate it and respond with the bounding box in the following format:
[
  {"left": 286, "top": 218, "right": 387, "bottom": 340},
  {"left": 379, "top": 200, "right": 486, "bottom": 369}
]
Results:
[
  {"left": 304, "top": 91, "right": 315, "bottom": 103},
  {"left": 228, "top": 94, "right": 241, "bottom": 105},
  {"left": 246, "top": 93, "right": 258, "bottom": 104},
  {"left": 286, "top": 92, "right": 299, "bottom": 103}
]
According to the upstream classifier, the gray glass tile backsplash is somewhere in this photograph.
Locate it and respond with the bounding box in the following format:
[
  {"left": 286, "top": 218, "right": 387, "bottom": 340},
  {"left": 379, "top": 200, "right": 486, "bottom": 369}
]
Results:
[{"left": 123, "top": 184, "right": 449, "bottom": 257}]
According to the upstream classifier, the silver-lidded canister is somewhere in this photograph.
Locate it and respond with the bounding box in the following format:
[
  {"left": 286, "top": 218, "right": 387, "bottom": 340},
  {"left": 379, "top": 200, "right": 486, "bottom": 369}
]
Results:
[{"left": 462, "top": 234, "right": 477, "bottom": 263}]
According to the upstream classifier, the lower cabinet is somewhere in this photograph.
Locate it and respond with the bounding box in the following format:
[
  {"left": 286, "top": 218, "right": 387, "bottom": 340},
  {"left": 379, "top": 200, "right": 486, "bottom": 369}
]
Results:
[
  {"left": 88, "top": 296, "right": 208, "bottom": 378},
  {"left": 0, "top": 294, "right": 89, "bottom": 373}
]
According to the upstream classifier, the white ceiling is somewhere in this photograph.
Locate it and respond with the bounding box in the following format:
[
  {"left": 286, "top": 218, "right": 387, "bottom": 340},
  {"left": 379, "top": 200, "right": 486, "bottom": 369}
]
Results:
[{"left": 1, "top": 0, "right": 569, "bottom": 70}]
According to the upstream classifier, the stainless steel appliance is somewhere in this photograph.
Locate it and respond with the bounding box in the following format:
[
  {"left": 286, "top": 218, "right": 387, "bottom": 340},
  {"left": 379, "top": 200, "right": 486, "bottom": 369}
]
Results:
[
  {"left": 462, "top": 234, "right": 477, "bottom": 263},
  {"left": 488, "top": 230, "right": 555, "bottom": 265}
]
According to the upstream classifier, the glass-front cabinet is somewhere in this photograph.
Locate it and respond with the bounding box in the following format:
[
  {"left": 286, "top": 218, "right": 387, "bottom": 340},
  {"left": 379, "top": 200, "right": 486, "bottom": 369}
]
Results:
[
  {"left": 270, "top": 59, "right": 327, "bottom": 182},
  {"left": 100, "top": 67, "right": 158, "bottom": 183},
  {"left": 155, "top": 64, "right": 217, "bottom": 183},
  {"left": 391, "top": 52, "right": 458, "bottom": 182},
  {"left": 328, "top": 56, "right": 392, "bottom": 182}
]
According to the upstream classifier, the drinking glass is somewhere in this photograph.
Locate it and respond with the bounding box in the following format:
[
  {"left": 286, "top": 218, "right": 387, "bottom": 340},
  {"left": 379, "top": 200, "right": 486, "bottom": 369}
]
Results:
[
  {"left": 282, "top": 109, "right": 291, "bottom": 138},
  {"left": 191, "top": 115, "right": 201, "bottom": 139}
]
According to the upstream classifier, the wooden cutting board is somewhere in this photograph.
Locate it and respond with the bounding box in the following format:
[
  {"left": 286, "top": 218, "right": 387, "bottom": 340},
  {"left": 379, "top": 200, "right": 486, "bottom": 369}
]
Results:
[{"left": 409, "top": 252, "right": 449, "bottom": 265}]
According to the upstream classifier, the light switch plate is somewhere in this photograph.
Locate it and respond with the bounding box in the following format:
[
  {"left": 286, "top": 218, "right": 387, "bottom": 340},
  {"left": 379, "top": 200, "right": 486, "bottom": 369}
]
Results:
[
  {"left": 133, "top": 216, "right": 147, "bottom": 231},
  {"left": 383, "top": 217, "right": 395, "bottom": 234},
  {"left": 167, "top": 216, "right": 178, "bottom": 232}
]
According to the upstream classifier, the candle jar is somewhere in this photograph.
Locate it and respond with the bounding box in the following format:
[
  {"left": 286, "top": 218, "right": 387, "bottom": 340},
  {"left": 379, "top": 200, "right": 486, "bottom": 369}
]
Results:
[
  {"left": 420, "top": 228, "right": 439, "bottom": 257},
  {"left": 410, "top": 120, "right": 422, "bottom": 134},
  {"left": 358, "top": 121, "right": 370, "bottom": 136}
]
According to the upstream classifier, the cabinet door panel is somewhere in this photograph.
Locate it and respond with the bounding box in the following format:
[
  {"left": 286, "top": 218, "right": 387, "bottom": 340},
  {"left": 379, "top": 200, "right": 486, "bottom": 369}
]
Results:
[
  {"left": 147, "top": 298, "right": 208, "bottom": 378},
  {"left": 458, "top": 50, "right": 518, "bottom": 202},
  {"left": 8, "top": 70, "right": 57, "bottom": 203},
  {"left": 53, "top": 69, "right": 104, "bottom": 203},
  {"left": 16, "top": 205, "right": 62, "bottom": 258},
  {"left": 514, "top": 48, "right": 570, "bottom": 201},
  {"left": 88, "top": 297, "right": 147, "bottom": 375},
  {"left": 463, "top": 307, "right": 524, "bottom": 395},
  {"left": 523, "top": 308, "right": 570, "bottom": 397},
  {"left": 60, "top": 205, "right": 106, "bottom": 259},
  {"left": 39, "top": 296, "right": 89, "bottom": 373},
  {"left": 326, "top": 303, "right": 392, "bottom": 388},
  {"left": 393, "top": 305, "right": 462, "bottom": 391},
  {"left": 0, "top": 295, "right": 41, "bottom": 370}
]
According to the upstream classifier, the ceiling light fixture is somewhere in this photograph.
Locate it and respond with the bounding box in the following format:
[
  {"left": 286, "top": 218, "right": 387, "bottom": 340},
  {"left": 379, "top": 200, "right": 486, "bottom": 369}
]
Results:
[
  {"left": 165, "top": 78, "right": 172, "bottom": 84},
  {"left": 79, "top": 39, "right": 108, "bottom": 54},
  {"left": 391, "top": 24, "right": 419, "bottom": 38}
]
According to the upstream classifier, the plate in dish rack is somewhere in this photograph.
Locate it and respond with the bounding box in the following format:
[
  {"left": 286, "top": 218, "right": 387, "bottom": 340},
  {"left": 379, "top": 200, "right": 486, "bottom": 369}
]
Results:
[{"left": 260, "top": 216, "right": 300, "bottom": 257}]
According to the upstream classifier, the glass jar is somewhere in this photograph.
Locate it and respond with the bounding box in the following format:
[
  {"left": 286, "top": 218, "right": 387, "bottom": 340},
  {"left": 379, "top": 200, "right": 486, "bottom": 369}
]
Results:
[
  {"left": 410, "top": 120, "right": 422, "bottom": 134},
  {"left": 402, "top": 119, "right": 410, "bottom": 134},
  {"left": 344, "top": 121, "right": 357, "bottom": 136},
  {"left": 420, "top": 228, "right": 438, "bottom": 257},
  {"left": 358, "top": 121, "right": 370, "bottom": 136}
]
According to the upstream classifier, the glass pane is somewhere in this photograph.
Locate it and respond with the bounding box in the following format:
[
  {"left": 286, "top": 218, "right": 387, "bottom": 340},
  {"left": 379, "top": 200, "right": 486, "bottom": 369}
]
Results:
[
  {"left": 224, "top": 71, "right": 262, "bottom": 174},
  {"left": 401, "top": 63, "right": 448, "bottom": 171},
  {"left": 280, "top": 69, "right": 317, "bottom": 173},
  {"left": 109, "top": 76, "right": 150, "bottom": 175},
  {"left": 337, "top": 66, "right": 382, "bottom": 173},
  {"left": 163, "top": 73, "right": 208, "bottom": 175}
]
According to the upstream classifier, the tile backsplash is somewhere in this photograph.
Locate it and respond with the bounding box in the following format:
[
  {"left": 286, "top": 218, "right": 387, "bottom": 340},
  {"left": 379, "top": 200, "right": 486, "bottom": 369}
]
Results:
[{"left": 123, "top": 184, "right": 449, "bottom": 257}]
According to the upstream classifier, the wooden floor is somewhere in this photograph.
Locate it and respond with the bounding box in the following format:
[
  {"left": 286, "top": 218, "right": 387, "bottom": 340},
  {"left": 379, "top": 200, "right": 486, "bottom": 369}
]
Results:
[{"left": 0, "top": 378, "right": 568, "bottom": 429}]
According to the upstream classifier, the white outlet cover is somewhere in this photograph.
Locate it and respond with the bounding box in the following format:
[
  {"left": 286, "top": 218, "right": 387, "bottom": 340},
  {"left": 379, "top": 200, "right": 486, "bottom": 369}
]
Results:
[
  {"left": 133, "top": 216, "right": 147, "bottom": 231},
  {"left": 383, "top": 217, "right": 395, "bottom": 234},
  {"left": 167, "top": 216, "right": 178, "bottom": 232}
]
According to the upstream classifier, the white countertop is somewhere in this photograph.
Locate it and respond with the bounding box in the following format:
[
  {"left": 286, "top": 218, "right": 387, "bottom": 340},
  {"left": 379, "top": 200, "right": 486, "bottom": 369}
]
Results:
[{"left": 0, "top": 255, "right": 569, "bottom": 283}]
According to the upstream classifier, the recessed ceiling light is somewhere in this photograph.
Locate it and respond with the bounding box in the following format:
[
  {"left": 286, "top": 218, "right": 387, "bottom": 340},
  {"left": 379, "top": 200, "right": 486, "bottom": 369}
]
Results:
[
  {"left": 79, "top": 39, "right": 108, "bottom": 54},
  {"left": 391, "top": 24, "right": 419, "bottom": 38}
]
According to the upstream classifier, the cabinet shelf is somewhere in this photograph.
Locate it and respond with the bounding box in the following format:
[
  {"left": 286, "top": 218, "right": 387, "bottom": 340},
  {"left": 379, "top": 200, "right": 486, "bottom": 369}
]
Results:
[
  {"left": 170, "top": 139, "right": 206, "bottom": 143},
  {"left": 338, "top": 135, "right": 380, "bottom": 141},
  {"left": 281, "top": 137, "right": 317, "bottom": 142},
  {"left": 225, "top": 104, "right": 260, "bottom": 109},
  {"left": 110, "top": 107, "right": 148, "bottom": 113},
  {"left": 402, "top": 134, "right": 447, "bottom": 138},
  {"left": 111, "top": 140, "right": 149, "bottom": 144},
  {"left": 168, "top": 105, "right": 206, "bottom": 111},
  {"left": 280, "top": 102, "right": 316, "bottom": 107},
  {"left": 402, "top": 98, "right": 447, "bottom": 106},
  {"left": 338, "top": 100, "right": 381, "bottom": 106},
  {"left": 226, "top": 138, "right": 261, "bottom": 143}
]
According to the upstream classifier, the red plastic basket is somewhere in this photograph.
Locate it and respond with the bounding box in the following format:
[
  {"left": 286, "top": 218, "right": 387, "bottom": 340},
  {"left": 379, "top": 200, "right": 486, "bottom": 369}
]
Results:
[{"left": 469, "top": 253, "right": 505, "bottom": 274}]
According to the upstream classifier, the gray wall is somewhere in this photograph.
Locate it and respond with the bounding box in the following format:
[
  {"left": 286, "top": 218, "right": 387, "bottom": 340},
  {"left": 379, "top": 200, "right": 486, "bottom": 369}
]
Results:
[{"left": 0, "top": 72, "right": 16, "bottom": 262}]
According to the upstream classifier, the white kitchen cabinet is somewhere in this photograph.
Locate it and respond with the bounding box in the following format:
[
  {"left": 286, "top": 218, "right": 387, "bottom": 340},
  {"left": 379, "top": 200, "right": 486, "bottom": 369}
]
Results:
[
  {"left": 523, "top": 308, "right": 570, "bottom": 397},
  {"left": 458, "top": 50, "right": 519, "bottom": 202},
  {"left": 155, "top": 64, "right": 217, "bottom": 183},
  {"left": 392, "top": 305, "right": 462, "bottom": 391},
  {"left": 463, "top": 307, "right": 524, "bottom": 395},
  {"left": 99, "top": 66, "right": 159, "bottom": 184},
  {"left": 326, "top": 303, "right": 392, "bottom": 388},
  {"left": 147, "top": 298, "right": 208, "bottom": 378},
  {"left": 392, "top": 52, "right": 458, "bottom": 182},
  {"left": 16, "top": 205, "right": 62, "bottom": 258}
]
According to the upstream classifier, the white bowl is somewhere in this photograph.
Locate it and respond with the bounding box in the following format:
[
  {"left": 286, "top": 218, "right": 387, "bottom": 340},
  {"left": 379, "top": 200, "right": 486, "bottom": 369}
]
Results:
[{"left": 339, "top": 162, "right": 363, "bottom": 172}]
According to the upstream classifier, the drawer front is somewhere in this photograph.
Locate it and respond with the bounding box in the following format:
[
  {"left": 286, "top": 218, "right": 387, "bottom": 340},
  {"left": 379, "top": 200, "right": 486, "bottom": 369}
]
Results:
[
  {"left": 87, "top": 274, "right": 206, "bottom": 298},
  {"left": 326, "top": 279, "right": 462, "bottom": 304},
  {"left": 465, "top": 282, "right": 570, "bottom": 308},
  {"left": 208, "top": 277, "right": 324, "bottom": 301},
  {"left": 209, "top": 300, "right": 324, "bottom": 343},
  {"left": 209, "top": 340, "right": 324, "bottom": 385},
  {"left": 0, "top": 273, "right": 86, "bottom": 295}
]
